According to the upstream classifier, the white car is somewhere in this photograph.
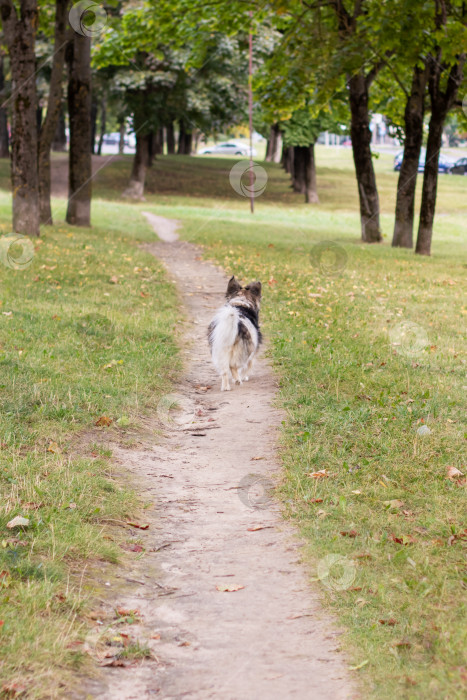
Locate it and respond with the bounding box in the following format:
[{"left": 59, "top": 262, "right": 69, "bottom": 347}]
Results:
[{"left": 198, "top": 141, "right": 257, "bottom": 157}]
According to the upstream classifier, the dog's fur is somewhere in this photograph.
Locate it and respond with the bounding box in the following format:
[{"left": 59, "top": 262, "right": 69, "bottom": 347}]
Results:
[{"left": 208, "top": 276, "right": 262, "bottom": 391}]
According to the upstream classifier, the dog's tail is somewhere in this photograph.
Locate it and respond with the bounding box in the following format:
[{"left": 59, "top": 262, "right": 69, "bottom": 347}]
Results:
[{"left": 209, "top": 306, "right": 239, "bottom": 371}]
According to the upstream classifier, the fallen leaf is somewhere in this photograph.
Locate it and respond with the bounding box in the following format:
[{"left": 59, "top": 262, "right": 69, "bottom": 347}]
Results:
[
  {"left": 309, "top": 498, "right": 323, "bottom": 503},
  {"left": 99, "top": 658, "right": 129, "bottom": 667},
  {"left": 247, "top": 525, "right": 273, "bottom": 531},
  {"left": 340, "top": 530, "right": 358, "bottom": 538},
  {"left": 95, "top": 415, "right": 112, "bottom": 427},
  {"left": 109, "top": 275, "right": 119, "bottom": 284},
  {"left": 47, "top": 441, "right": 60, "bottom": 453},
  {"left": 150, "top": 633, "right": 161, "bottom": 640},
  {"left": 21, "top": 502, "right": 42, "bottom": 510},
  {"left": 351, "top": 490, "right": 362, "bottom": 495},
  {"left": 216, "top": 583, "right": 245, "bottom": 592},
  {"left": 126, "top": 521, "right": 149, "bottom": 530},
  {"left": 379, "top": 618, "right": 397, "bottom": 626},
  {"left": 446, "top": 466, "right": 464, "bottom": 480},
  {"left": 116, "top": 607, "right": 140, "bottom": 618},
  {"left": 6, "top": 516, "right": 29, "bottom": 529},
  {"left": 393, "top": 638, "right": 412, "bottom": 648},
  {"left": 1, "top": 681, "right": 27, "bottom": 696},
  {"left": 251, "top": 456, "right": 265, "bottom": 461},
  {"left": 308, "top": 469, "right": 330, "bottom": 479}
]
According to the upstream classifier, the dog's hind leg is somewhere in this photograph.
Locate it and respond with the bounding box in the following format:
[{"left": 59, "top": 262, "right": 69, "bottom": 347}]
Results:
[
  {"left": 240, "top": 353, "right": 255, "bottom": 382},
  {"left": 221, "top": 373, "right": 231, "bottom": 391},
  {"left": 231, "top": 367, "right": 242, "bottom": 385}
]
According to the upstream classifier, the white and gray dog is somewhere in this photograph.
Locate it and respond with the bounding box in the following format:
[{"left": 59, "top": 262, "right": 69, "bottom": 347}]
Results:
[{"left": 208, "top": 276, "right": 262, "bottom": 391}]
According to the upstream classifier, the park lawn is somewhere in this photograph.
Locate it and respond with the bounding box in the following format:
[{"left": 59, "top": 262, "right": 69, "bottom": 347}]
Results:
[
  {"left": 130, "top": 153, "right": 466, "bottom": 699},
  {"left": 0, "top": 187, "right": 181, "bottom": 697}
]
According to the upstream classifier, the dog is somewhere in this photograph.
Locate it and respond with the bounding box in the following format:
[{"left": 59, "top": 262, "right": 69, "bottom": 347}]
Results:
[{"left": 208, "top": 276, "right": 262, "bottom": 391}]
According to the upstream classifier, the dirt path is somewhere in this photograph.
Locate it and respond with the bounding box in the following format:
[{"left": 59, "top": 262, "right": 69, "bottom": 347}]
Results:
[{"left": 82, "top": 214, "right": 356, "bottom": 699}]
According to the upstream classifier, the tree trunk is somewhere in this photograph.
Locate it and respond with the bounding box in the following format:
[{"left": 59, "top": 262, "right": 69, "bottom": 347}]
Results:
[
  {"left": 52, "top": 103, "right": 67, "bottom": 151},
  {"left": 97, "top": 96, "right": 106, "bottom": 156},
  {"left": 392, "top": 66, "right": 427, "bottom": 248},
  {"left": 282, "top": 145, "right": 293, "bottom": 174},
  {"left": 118, "top": 120, "right": 125, "bottom": 154},
  {"left": 415, "top": 55, "right": 465, "bottom": 255},
  {"left": 415, "top": 113, "right": 443, "bottom": 255},
  {"left": 123, "top": 132, "right": 150, "bottom": 199},
  {"left": 66, "top": 32, "right": 92, "bottom": 227},
  {"left": 265, "top": 137, "right": 272, "bottom": 162},
  {"left": 292, "top": 146, "right": 306, "bottom": 193},
  {"left": 1, "top": 0, "right": 40, "bottom": 236},
  {"left": 270, "top": 123, "right": 282, "bottom": 163},
  {"left": 37, "top": 0, "right": 68, "bottom": 225},
  {"left": 90, "top": 96, "right": 97, "bottom": 154},
  {"left": 166, "top": 121, "right": 175, "bottom": 154},
  {"left": 304, "top": 143, "right": 319, "bottom": 204},
  {"left": 177, "top": 120, "right": 186, "bottom": 154},
  {"left": 177, "top": 120, "right": 192, "bottom": 154},
  {"left": 349, "top": 73, "right": 382, "bottom": 242},
  {"left": 0, "top": 53, "right": 9, "bottom": 158}
]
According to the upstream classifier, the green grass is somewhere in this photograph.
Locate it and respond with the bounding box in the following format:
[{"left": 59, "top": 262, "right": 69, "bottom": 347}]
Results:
[
  {"left": 0, "top": 148, "right": 465, "bottom": 698},
  {"left": 124, "top": 151, "right": 466, "bottom": 699},
  {"left": 0, "top": 182, "right": 180, "bottom": 696}
]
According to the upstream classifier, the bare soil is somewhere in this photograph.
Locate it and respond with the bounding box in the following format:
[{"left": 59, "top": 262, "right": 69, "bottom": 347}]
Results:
[{"left": 76, "top": 214, "right": 357, "bottom": 700}]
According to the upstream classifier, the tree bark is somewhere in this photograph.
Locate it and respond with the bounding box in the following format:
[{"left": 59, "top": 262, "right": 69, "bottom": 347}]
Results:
[
  {"left": 52, "top": 103, "right": 67, "bottom": 151},
  {"left": 66, "top": 32, "right": 92, "bottom": 227},
  {"left": 292, "top": 146, "right": 306, "bottom": 193},
  {"left": 270, "top": 123, "right": 282, "bottom": 163},
  {"left": 265, "top": 137, "right": 272, "bottom": 161},
  {"left": 0, "top": 53, "right": 9, "bottom": 158},
  {"left": 304, "top": 143, "right": 319, "bottom": 203},
  {"left": 123, "top": 132, "right": 150, "bottom": 199},
  {"left": 37, "top": 0, "right": 68, "bottom": 225},
  {"left": 97, "top": 96, "right": 106, "bottom": 156},
  {"left": 166, "top": 121, "right": 175, "bottom": 154},
  {"left": 349, "top": 73, "right": 382, "bottom": 242},
  {"left": 90, "top": 96, "right": 97, "bottom": 154},
  {"left": 177, "top": 120, "right": 192, "bottom": 154},
  {"left": 392, "top": 65, "right": 427, "bottom": 248},
  {"left": 118, "top": 120, "right": 125, "bottom": 154},
  {"left": 281, "top": 145, "right": 293, "bottom": 174},
  {"left": 1, "top": 0, "right": 40, "bottom": 236},
  {"left": 415, "top": 55, "right": 465, "bottom": 255}
]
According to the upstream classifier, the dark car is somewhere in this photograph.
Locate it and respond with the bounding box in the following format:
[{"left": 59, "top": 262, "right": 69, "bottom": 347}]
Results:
[
  {"left": 393, "top": 148, "right": 453, "bottom": 174},
  {"left": 451, "top": 157, "right": 467, "bottom": 175}
]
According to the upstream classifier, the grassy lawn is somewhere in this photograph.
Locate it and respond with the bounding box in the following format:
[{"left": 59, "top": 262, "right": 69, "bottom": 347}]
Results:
[
  {"left": 0, "top": 176, "right": 180, "bottom": 696},
  {"left": 126, "top": 151, "right": 466, "bottom": 699},
  {"left": 0, "top": 148, "right": 465, "bottom": 697}
]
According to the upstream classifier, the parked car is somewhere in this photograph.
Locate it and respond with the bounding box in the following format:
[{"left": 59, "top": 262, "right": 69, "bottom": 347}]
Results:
[
  {"left": 198, "top": 141, "right": 257, "bottom": 156},
  {"left": 451, "top": 157, "right": 467, "bottom": 175},
  {"left": 393, "top": 148, "right": 454, "bottom": 173}
]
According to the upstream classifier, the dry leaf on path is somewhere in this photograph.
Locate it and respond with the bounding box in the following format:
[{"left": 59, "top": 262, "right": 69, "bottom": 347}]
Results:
[
  {"left": 126, "top": 521, "right": 149, "bottom": 530},
  {"left": 247, "top": 525, "right": 273, "bottom": 532},
  {"left": 216, "top": 583, "right": 245, "bottom": 592}
]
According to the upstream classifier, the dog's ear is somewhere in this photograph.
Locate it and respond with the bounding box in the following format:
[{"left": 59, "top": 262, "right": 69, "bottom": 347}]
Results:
[
  {"left": 226, "top": 276, "right": 242, "bottom": 298},
  {"left": 246, "top": 281, "right": 262, "bottom": 299}
]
